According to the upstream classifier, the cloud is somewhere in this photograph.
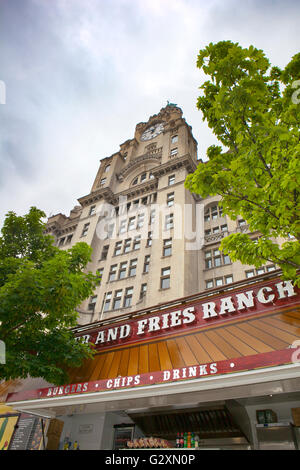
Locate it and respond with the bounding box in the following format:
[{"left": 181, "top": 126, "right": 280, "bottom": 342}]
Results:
[{"left": 0, "top": 0, "right": 299, "bottom": 226}]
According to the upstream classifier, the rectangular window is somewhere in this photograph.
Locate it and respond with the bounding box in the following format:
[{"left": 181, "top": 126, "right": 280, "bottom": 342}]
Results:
[
  {"left": 161, "top": 267, "right": 171, "bottom": 289},
  {"left": 168, "top": 175, "right": 175, "bottom": 186},
  {"left": 171, "top": 135, "right": 178, "bottom": 144},
  {"left": 129, "top": 259, "right": 137, "bottom": 277},
  {"left": 204, "top": 210, "right": 210, "bottom": 223},
  {"left": 221, "top": 224, "right": 228, "bottom": 232},
  {"left": 137, "top": 213, "right": 144, "bottom": 228},
  {"left": 205, "top": 251, "right": 212, "bottom": 269},
  {"left": 119, "top": 219, "right": 127, "bottom": 234},
  {"left": 215, "top": 278, "right": 223, "bottom": 287},
  {"left": 113, "top": 290, "right": 122, "bottom": 310},
  {"left": 211, "top": 206, "right": 218, "bottom": 220},
  {"left": 170, "top": 147, "right": 178, "bottom": 157},
  {"left": 246, "top": 270, "right": 255, "bottom": 278},
  {"left": 143, "top": 255, "right": 150, "bottom": 273},
  {"left": 100, "top": 177, "right": 106, "bottom": 186},
  {"left": 96, "top": 268, "right": 103, "bottom": 284},
  {"left": 81, "top": 223, "right": 90, "bottom": 237},
  {"left": 106, "top": 223, "right": 114, "bottom": 239},
  {"left": 225, "top": 275, "right": 233, "bottom": 284},
  {"left": 119, "top": 262, "right": 127, "bottom": 280},
  {"left": 146, "top": 232, "right": 152, "bottom": 247},
  {"left": 213, "top": 226, "right": 219, "bottom": 234},
  {"left": 140, "top": 283, "right": 147, "bottom": 299},
  {"left": 103, "top": 292, "right": 112, "bottom": 312},
  {"left": 105, "top": 164, "right": 110, "bottom": 173},
  {"left": 223, "top": 254, "right": 231, "bottom": 265},
  {"left": 114, "top": 241, "right": 122, "bottom": 256},
  {"left": 256, "top": 267, "right": 265, "bottom": 275},
  {"left": 141, "top": 196, "right": 148, "bottom": 206},
  {"left": 165, "top": 213, "right": 174, "bottom": 230},
  {"left": 205, "top": 229, "right": 211, "bottom": 236},
  {"left": 124, "top": 287, "right": 133, "bottom": 308},
  {"left": 206, "top": 280, "right": 214, "bottom": 289},
  {"left": 128, "top": 217, "right": 136, "bottom": 231},
  {"left": 140, "top": 173, "right": 147, "bottom": 183},
  {"left": 88, "top": 295, "right": 97, "bottom": 312},
  {"left": 101, "top": 245, "right": 109, "bottom": 260},
  {"left": 123, "top": 238, "right": 131, "bottom": 253},
  {"left": 238, "top": 219, "right": 247, "bottom": 226},
  {"left": 66, "top": 234, "right": 73, "bottom": 244},
  {"left": 163, "top": 238, "right": 172, "bottom": 257},
  {"left": 133, "top": 235, "right": 141, "bottom": 251},
  {"left": 150, "top": 209, "right": 156, "bottom": 225},
  {"left": 108, "top": 264, "right": 117, "bottom": 282},
  {"left": 266, "top": 265, "right": 276, "bottom": 272},
  {"left": 59, "top": 237, "right": 65, "bottom": 246},
  {"left": 167, "top": 192, "right": 174, "bottom": 207},
  {"left": 213, "top": 249, "right": 221, "bottom": 267},
  {"left": 89, "top": 205, "right": 96, "bottom": 216}
]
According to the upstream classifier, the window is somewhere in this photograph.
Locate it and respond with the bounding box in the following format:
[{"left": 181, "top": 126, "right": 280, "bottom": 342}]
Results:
[
  {"left": 223, "top": 254, "right": 231, "bottom": 265},
  {"left": 129, "top": 259, "right": 137, "bottom": 277},
  {"left": 108, "top": 264, "right": 117, "bottom": 282},
  {"left": 140, "top": 283, "right": 147, "bottom": 299},
  {"left": 204, "top": 204, "right": 223, "bottom": 222},
  {"left": 59, "top": 237, "right": 65, "bottom": 246},
  {"left": 132, "top": 200, "right": 139, "bottom": 210},
  {"left": 128, "top": 217, "right": 136, "bottom": 231},
  {"left": 114, "top": 241, "right": 122, "bottom": 256},
  {"left": 149, "top": 172, "right": 154, "bottom": 179},
  {"left": 133, "top": 235, "right": 141, "bottom": 250},
  {"left": 101, "top": 245, "right": 109, "bottom": 260},
  {"left": 146, "top": 232, "right": 152, "bottom": 247},
  {"left": 205, "top": 229, "right": 211, "bottom": 236},
  {"left": 113, "top": 290, "right": 122, "bottom": 310},
  {"left": 123, "top": 238, "right": 131, "bottom": 253},
  {"left": 100, "top": 177, "right": 106, "bottom": 186},
  {"left": 163, "top": 238, "right": 172, "bottom": 257},
  {"left": 213, "top": 227, "right": 219, "bottom": 234},
  {"left": 96, "top": 268, "right": 103, "bottom": 284},
  {"left": 205, "top": 251, "right": 212, "bottom": 269},
  {"left": 140, "top": 172, "right": 147, "bottom": 183},
  {"left": 141, "top": 196, "right": 148, "bottom": 206},
  {"left": 119, "top": 219, "right": 127, "bottom": 235},
  {"left": 256, "top": 267, "right": 265, "bottom": 275},
  {"left": 238, "top": 219, "right": 247, "bottom": 226},
  {"left": 167, "top": 192, "right": 174, "bottom": 207},
  {"left": 205, "top": 248, "right": 230, "bottom": 268},
  {"left": 132, "top": 177, "right": 138, "bottom": 186},
  {"left": 213, "top": 249, "right": 222, "bottom": 267},
  {"left": 105, "top": 164, "right": 110, "bottom": 173},
  {"left": 150, "top": 209, "right": 156, "bottom": 225},
  {"left": 225, "top": 275, "right": 233, "bottom": 284},
  {"left": 206, "top": 280, "right": 214, "bottom": 289},
  {"left": 170, "top": 148, "right": 178, "bottom": 157},
  {"left": 161, "top": 267, "right": 170, "bottom": 289},
  {"left": 88, "top": 295, "right": 97, "bottom": 312},
  {"left": 119, "top": 262, "right": 127, "bottom": 280},
  {"left": 81, "top": 223, "right": 90, "bottom": 237},
  {"left": 66, "top": 234, "right": 73, "bottom": 244},
  {"left": 215, "top": 278, "right": 223, "bottom": 287},
  {"left": 266, "top": 265, "right": 276, "bottom": 272},
  {"left": 168, "top": 175, "right": 175, "bottom": 186},
  {"left": 89, "top": 205, "right": 96, "bottom": 216},
  {"left": 143, "top": 255, "right": 150, "bottom": 273},
  {"left": 171, "top": 135, "right": 178, "bottom": 144},
  {"left": 103, "top": 292, "right": 112, "bottom": 312},
  {"left": 124, "top": 287, "right": 133, "bottom": 308},
  {"left": 246, "top": 270, "right": 255, "bottom": 278},
  {"left": 137, "top": 213, "right": 144, "bottom": 228},
  {"left": 221, "top": 224, "right": 228, "bottom": 232},
  {"left": 165, "top": 213, "right": 174, "bottom": 230}
]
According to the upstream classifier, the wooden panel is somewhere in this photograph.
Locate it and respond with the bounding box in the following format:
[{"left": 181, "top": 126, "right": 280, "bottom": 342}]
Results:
[
  {"left": 148, "top": 343, "right": 161, "bottom": 372},
  {"left": 252, "top": 319, "right": 299, "bottom": 344},
  {"left": 265, "top": 316, "right": 300, "bottom": 336},
  {"left": 186, "top": 335, "right": 213, "bottom": 364},
  {"left": 128, "top": 347, "right": 139, "bottom": 376},
  {"left": 279, "top": 313, "right": 300, "bottom": 328},
  {"left": 226, "top": 325, "right": 273, "bottom": 354},
  {"left": 195, "top": 332, "right": 227, "bottom": 362},
  {"left": 118, "top": 348, "right": 130, "bottom": 377},
  {"left": 175, "top": 337, "right": 198, "bottom": 366},
  {"left": 99, "top": 352, "right": 115, "bottom": 379},
  {"left": 220, "top": 329, "right": 257, "bottom": 356},
  {"left": 89, "top": 354, "right": 107, "bottom": 381},
  {"left": 157, "top": 342, "right": 173, "bottom": 370},
  {"left": 107, "top": 350, "right": 122, "bottom": 379},
  {"left": 138, "top": 344, "right": 149, "bottom": 374},
  {"left": 166, "top": 339, "right": 185, "bottom": 369},
  {"left": 284, "top": 311, "right": 300, "bottom": 322},
  {"left": 237, "top": 322, "right": 287, "bottom": 350},
  {"left": 204, "top": 330, "right": 240, "bottom": 358}
]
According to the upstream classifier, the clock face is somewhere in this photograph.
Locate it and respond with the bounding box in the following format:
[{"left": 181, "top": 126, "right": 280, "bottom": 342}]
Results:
[{"left": 140, "top": 122, "right": 164, "bottom": 141}]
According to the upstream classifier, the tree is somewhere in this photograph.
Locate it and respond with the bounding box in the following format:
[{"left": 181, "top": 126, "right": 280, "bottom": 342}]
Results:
[
  {"left": 185, "top": 41, "right": 300, "bottom": 285},
  {"left": 0, "top": 207, "right": 100, "bottom": 385}
]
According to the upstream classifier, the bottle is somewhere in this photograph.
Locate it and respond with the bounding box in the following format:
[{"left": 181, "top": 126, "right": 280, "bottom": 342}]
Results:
[
  {"left": 194, "top": 435, "right": 199, "bottom": 449},
  {"left": 176, "top": 433, "right": 180, "bottom": 448},
  {"left": 191, "top": 432, "right": 195, "bottom": 448},
  {"left": 180, "top": 433, "right": 184, "bottom": 448},
  {"left": 187, "top": 431, "right": 191, "bottom": 448},
  {"left": 183, "top": 432, "right": 187, "bottom": 448}
]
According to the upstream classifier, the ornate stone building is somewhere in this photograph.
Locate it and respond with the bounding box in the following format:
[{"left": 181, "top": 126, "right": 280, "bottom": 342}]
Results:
[{"left": 46, "top": 104, "right": 277, "bottom": 325}]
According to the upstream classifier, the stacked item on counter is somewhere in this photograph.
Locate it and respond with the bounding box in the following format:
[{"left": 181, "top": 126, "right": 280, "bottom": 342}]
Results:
[{"left": 127, "top": 437, "right": 172, "bottom": 448}]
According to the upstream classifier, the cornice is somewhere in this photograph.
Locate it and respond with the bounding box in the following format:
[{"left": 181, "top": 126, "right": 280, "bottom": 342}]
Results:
[
  {"left": 151, "top": 153, "right": 197, "bottom": 177},
  {"left": 78, "top": 187, "right": 118, "bottom": 208},
  {"left": 117, "top": 150, "right": 162, "bottom": 181}
]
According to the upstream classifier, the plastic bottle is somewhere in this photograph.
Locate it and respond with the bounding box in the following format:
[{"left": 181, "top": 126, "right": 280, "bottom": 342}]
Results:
[
  {"left": 187, "top": 431, "right": 191, "bottom": 448},
  {"left": 191, "top": 432, "right": 195, "bottom": 448},
  {"left": 183, "top": 432, "right": 187, "bottom": 448},
  {"left": 176, "top": 433, "right": 180, "bottom": 448},
  {"left": 180, "top": 433, "right": 184, "bottom": 448}
]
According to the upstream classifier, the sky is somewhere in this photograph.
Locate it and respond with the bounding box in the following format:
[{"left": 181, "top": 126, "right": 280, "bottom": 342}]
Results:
[{"left": 0, "top": 0, "right": 299, "bottom": 227}]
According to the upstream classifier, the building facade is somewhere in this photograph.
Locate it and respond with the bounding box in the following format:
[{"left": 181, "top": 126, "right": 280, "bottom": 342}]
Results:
[{"left": 5, "top": 105, "right": 300, "bottom": 451}]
